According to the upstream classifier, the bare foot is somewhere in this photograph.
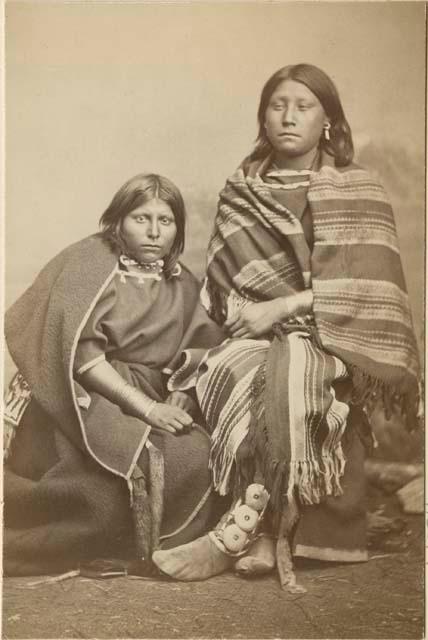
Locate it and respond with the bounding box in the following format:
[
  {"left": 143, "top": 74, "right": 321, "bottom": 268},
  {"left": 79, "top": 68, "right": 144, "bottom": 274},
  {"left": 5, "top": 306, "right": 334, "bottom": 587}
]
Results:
[
  {"left": 152, "top": 534, "right": 234, "bottom": 581},
  {"left": 234, "top": 535, "right": 276, "bottom": 576}
]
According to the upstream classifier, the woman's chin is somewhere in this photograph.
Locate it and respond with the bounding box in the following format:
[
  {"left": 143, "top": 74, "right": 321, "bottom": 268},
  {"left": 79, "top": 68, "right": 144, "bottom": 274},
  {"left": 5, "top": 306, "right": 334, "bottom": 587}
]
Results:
[{"left": 138, "top": 251, "right": 165, "bottom": 263}]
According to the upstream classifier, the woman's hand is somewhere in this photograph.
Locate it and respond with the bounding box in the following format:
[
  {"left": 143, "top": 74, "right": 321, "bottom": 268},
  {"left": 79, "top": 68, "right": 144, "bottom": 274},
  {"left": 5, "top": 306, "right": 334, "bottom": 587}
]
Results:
[
  {"left": 78, "top": 361, "right": 193, "bottom": 435},
  {"left": 225, "top": 290, "right": 314, "bottom": 339},
  {"left": 146, "top": 402, "right": 193, "bottom": 435},
  {"left": 225, "top": 299, "right": 289, "bottom": 339},
  {"left": 166, "top": 390, "right": 198, "bottom": 416}
]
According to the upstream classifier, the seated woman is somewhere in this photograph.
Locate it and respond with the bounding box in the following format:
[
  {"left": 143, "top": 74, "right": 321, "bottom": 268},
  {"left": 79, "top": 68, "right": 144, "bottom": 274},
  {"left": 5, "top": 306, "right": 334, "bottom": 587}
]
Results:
[
  {"left": 152, "top": 64, "right": 421, "bottom": 590},
  {"left": 3, "top": 172, "right": 225, "bottom": 576}
]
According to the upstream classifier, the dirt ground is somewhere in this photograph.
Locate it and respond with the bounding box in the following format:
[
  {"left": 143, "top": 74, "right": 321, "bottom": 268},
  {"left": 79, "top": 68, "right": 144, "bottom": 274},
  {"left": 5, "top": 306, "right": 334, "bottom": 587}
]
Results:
[{"left": 2, "top": 491, "right": 424, "bottom": 640}]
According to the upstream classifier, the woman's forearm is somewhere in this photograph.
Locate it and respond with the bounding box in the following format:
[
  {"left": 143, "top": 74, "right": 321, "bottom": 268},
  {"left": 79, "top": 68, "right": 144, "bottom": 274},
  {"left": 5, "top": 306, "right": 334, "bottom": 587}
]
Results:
[
  {"left": 276, "top": 289, "right": 314, "bottom": 321},
  {"left": 78, "top": 361, "right": 194, "bottom": 434},
  {"left": 78, "top": 360, "right": 156, "bottom": 419},
  {"left": 288, "top": 288, "right": 314, "bottom": 316}
]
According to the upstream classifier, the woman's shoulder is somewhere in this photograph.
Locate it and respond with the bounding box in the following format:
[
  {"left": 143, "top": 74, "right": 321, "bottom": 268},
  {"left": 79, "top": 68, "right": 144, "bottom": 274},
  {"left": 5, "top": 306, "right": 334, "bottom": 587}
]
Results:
[
  {"left": 54, "top": 233, "right": 114, "bottom": 261},
  {"left": 5, "top": 234, "right": 117, "bottom": 340},
  {"left": 319, "top": 161, "right": 388, "bottom": 193},
  {"left": 238, "top": 153, "right": 272, "bottom": 179},
  {"left": 15, "top": 234, "right": 117, "bottom": 303},
  {"left": 332, "top": 161, "right": 383, "bottom": 184},
  {"left": 312, "top": 162, "right": 392, "bottom": 211},
  {"left": 39, "top": 233, "right": 115, "bottom": 274},
  {"left": 175, "top": 262, "right": 201, "bottom": 289}
]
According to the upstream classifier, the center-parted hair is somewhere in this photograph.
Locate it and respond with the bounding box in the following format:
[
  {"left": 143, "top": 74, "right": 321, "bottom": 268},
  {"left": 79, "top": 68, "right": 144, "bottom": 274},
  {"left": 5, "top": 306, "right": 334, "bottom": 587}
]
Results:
[
  {"left": 99, "top": 173, "right": 186, "bottom": 278},
  {"left": 251, "top": 63, "right": 354, "bottom": 167}
]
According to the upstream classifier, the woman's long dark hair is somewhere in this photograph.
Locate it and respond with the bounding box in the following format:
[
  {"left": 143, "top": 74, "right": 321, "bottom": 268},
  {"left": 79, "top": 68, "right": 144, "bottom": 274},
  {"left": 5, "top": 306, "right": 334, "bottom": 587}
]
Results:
[
  {"left": 251, "top": 63, "right": 354, "bottom": 167},
  {"left": 99, "top": 173, "right": 186, "bottom": 278}
]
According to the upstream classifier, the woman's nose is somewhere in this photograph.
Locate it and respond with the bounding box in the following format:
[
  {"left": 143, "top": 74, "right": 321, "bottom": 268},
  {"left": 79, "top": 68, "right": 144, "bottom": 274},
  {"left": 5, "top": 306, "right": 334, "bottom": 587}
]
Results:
[
  {"left": 148, "top": 220, "right": 160, "bottom": 238},
  {"left": 282, "top": 105, "right": 296, "bottom": 124}
]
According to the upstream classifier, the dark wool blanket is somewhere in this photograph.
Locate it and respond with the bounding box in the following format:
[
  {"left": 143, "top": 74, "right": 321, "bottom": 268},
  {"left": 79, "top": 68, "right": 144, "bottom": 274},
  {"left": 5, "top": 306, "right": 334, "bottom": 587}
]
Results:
[{"left": 4, "top": 234, "right": 225, "bottom": 576}]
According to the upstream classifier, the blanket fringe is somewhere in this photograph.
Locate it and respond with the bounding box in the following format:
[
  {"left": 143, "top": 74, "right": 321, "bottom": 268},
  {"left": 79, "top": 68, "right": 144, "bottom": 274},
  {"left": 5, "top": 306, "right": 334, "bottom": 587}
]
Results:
[
  {"left": 348, "top": 364, "right": 420, "bottom": 432},
  {"left": 209, "top": 443, "right": 237, "bottom": 496},
  {"left": 232, "top": 359, "right": 420, "bottom": 529},
  {"left": 233, "top": 334, "right": 348, "bottom": 525}
]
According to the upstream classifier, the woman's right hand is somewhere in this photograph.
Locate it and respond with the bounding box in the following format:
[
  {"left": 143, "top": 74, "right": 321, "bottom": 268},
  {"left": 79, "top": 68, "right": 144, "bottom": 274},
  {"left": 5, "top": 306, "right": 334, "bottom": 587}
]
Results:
[
  {"left": 225, "top": 290, "right": 314, "bottom": 338},
  {"left": 146, "top": 402, "right": 193, "bottom": 435},
  {"left": 225, "top": 299, "right": 288, "bottom": 338}
]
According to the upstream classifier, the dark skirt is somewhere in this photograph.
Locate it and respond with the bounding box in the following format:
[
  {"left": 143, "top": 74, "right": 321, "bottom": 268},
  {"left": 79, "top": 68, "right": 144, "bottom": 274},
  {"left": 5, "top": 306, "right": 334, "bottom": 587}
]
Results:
[
  {"left": 4, "top": 397, "right": 224, "bottom": 576},
  {"left": 293, "top": 412, "right": 368, "bottom": 562}
]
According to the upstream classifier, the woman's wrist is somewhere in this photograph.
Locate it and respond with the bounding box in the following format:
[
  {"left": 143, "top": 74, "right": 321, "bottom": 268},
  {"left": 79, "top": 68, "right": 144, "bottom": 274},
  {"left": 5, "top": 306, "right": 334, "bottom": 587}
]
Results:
[
  {"left": 276, "top": 297, "right": 291, "bottom": 322},
  {"left": 293, "top": 289, "right": 313, "bottom": 315},
  {"left": 279, "top": 289, "right": 313, "bottom": 319},
  {"left": 114, "top": 382, "right": 157, "bottom": 419}
]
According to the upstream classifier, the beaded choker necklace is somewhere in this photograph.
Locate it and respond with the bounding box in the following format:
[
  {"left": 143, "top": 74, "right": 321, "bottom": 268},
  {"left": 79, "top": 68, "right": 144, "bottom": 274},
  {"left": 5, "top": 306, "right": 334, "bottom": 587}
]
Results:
[
  {"left": 118, "top": 254, "right": 164, "bottom": 283},
  {"left": 119, "top": 254, "right": 164, "bottom": 272}
]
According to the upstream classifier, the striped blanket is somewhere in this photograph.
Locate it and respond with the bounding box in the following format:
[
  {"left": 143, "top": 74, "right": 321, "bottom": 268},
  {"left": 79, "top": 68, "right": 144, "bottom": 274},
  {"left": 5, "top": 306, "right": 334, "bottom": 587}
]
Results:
[{"left": 172, "top": 154, "right": 419, "bottom": 515}]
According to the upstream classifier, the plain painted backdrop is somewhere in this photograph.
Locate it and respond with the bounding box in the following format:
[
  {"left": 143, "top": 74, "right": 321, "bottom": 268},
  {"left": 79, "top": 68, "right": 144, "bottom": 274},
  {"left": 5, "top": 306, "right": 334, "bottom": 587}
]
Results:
[{"left": 5, "top": 1, "right": 425, "bottom": 360}]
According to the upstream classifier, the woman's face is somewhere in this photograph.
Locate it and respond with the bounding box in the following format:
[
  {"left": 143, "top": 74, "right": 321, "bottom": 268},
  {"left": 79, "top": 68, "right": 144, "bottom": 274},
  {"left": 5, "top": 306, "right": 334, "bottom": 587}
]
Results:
[
  {"left": 264, "top": 79, "right": 328, "bottom": 168},
  {"left": 121, "top": 198, "right": 177, "bottom": 264}
]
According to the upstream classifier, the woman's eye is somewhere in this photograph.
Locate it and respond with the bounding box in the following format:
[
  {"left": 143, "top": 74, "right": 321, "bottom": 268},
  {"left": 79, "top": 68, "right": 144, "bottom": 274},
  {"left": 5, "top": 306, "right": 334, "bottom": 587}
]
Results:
[
  {"left": 135, "top": 215, "right": 147, "bottom": 223},
  {"left": 160, "top": 217, "right": 173, "bottom": 225}
]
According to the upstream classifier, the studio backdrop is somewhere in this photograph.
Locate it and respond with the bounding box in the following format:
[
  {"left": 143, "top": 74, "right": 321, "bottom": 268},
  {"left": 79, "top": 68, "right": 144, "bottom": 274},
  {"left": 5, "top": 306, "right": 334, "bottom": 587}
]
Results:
[{"left": 5, "top": 2, "right": 425, "bottom": 360}]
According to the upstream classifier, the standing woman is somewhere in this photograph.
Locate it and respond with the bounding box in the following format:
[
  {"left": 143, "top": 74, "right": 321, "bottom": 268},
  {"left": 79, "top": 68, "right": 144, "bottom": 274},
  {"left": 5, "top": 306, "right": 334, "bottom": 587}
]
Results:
[{"left": 153, "top": 64, "right": 421, "bottom": 590}]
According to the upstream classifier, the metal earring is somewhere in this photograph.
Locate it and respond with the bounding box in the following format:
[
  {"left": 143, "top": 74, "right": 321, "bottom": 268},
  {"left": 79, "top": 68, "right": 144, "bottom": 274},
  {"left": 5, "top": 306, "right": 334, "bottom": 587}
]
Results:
[{"left": 323, "top": 123, "right": 331, "bottom": 141}]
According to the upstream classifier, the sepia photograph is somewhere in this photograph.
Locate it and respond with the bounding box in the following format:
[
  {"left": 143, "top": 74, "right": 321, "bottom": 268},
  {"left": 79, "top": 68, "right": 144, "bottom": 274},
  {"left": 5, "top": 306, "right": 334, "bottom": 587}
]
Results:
[{"left": 2, "top": 1, "right": 425, "bottom": 639}]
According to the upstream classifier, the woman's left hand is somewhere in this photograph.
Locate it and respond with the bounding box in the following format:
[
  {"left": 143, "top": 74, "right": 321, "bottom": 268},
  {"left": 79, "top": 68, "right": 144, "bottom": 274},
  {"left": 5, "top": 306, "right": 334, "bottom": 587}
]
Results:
[
  {"left": 225, "top": 300, "right": 288, "bottom": 339},
  {"left": 166, "top": 391, "right": 197, "bottom": 416}
]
